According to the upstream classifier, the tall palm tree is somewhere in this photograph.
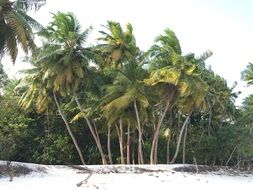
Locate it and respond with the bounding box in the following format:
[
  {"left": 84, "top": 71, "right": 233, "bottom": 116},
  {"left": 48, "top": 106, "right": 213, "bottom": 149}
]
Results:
[
  {"left": 146, "top": 28, "right": 209, "bottom": 164},
  {"left": 98, "top": 21, "right": 141, "bottom": 163},
  {"left": 0, "top": 0, "right": 44, "bottom": 63},
  {"left": 145, "top": 29, "right": 181, "bottom": 164},
  {"left": 37, "top": 12, "right": 108, "bottom": 164},
  {"left": 19, "top": 63, "right": 87, "bottom": 165},
  {"left": 102, "top": 60, "right": 149, "bottom": 164}
]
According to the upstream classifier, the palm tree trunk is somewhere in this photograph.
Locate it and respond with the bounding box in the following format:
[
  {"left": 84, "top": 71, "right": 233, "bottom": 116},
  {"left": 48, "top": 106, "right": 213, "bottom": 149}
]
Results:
[
  {"left": 154, "top": 139, "right": 158, "bottom": 164},
  {"left": 45, "top": 107, "right": 50, "bottom": 135},
  {"left": 206, "top": 98, "right": 212, "bottom": 136},
  {"left": 107, "top": 125, "right": 113, "bottom": 164},
  {"left": 132, "top": 130, "right": 136, "bottom": 164},
  {"left": 127, "top": 122, "right": 131, "bottom": 164},
  {"left": 167, "top": 109, "right": 173, "bottom": 164},
  {"left": 150, "top": 124, "right": 156, "bottom": 164},
  {"left": 166, "top": 129, "right": 171, "bottom": 164},
  {"left": 170, "top": 114, "right": 190, "bottom": 164},
  {"left": 86, "top": 118, "right": 107, "bottom": 165},
  {"left": 119, "top": 118, "right": 125, "bottom": 164},
  {"left": 182, "top": 121, "right": 188, "bottom": 164},
  {"left": 93, "top": 121, "right": 107, "bottom": 164},
  {"left": 133, "top": 100, "right": 144, "bottom": 164},
  {"left": 225, "top": 144, "right": 238, "bottom": 167},
  {"left": 150, "top": 99, "right": 171, "bottom": 164},
  {"left": 53, "top": 92, "right": 85, "bottom": 165},
  {"left": 74, "top": 94, "right": 107, "bottom": 165},
  {"left": 116, "top": 121, "right": 125, "bottom": 164}
]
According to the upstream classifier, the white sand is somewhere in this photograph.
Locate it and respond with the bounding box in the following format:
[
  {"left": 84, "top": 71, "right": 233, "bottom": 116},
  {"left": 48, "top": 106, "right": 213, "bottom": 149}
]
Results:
[{"left": 0, "top": 161, "right": 252, "bottom": 190}]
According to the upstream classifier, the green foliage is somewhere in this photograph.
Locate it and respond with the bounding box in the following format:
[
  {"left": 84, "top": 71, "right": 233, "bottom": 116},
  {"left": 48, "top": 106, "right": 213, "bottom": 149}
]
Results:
[
  {"left": 0, "top": 13, "right": 252, "bottom": 166},
  {"left": 33, "top": 134, "right": 77, "bottom": 164},
  {"left": 35, "top": 12, "right": 92, "bottom": 96},
  {"left": 97, "top": 21, "right": 138, "bottom": 69},
  {"left": 188, "top": 125, "right": 253, "bottom": 166},
  {"left": 242, "top": 62, "right": 253, "bottom": 85},
  {"left": 0, "top": 95, "right": 44, "bottom": 162},
  {"left": 0, "top": 0, "right": 43, "bottom": 63}
]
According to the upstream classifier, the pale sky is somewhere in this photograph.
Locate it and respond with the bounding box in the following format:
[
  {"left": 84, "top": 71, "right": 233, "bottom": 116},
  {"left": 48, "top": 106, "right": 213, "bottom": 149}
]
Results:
[{"left": 2, "top": 0, "right": 253, "bottom": 105}]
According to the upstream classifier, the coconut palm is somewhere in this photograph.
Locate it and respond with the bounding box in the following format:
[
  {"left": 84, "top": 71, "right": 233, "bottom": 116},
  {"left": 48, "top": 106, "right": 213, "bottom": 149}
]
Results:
[
  {"left": 37, "top": 12, "right": 108, "bottom": 164},
  {"left": 97, "top": 21, "right": 138, "bottom": 69},
  {"left": 98, "top": 21, "right": 142, "bottom": 164},
  {"left": 37, "top": 12, "right": 92, "bottom": 96},
  {"left": 145, "top": 29, "right": 181, "bottom": 164},
  {"left": 146, "top": 28, "right": 209, "bottom": 164},
  {"left": 102, "top": 60, "right": 149, "bottom": 164},
  {"left": 18, "top": 62, "right": 87, "bottom": 165},
  {"left": 170, "top": 66, "right": 208, "bottom": 163},
  {"left": 201, "top": 57, "right": 238, "bottom": 129},
  {"left": 0, "top": 0, "right": 44, "bottom": 63}
]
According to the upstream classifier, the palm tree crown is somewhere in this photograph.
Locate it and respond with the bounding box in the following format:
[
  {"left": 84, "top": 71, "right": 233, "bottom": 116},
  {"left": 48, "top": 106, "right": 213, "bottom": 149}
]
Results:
[
  {"left": 37, "top": 12, "right": 92, "bottom": 96},
  {"left": 0, "top": 0, "right": 43, "bottom": 63},
  {"left": 97, "top": 21, "right": 138, "bottom": 69}
]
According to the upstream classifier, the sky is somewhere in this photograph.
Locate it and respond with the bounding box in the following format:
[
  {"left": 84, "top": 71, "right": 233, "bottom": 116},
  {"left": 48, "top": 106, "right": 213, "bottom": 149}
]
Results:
[{"left": 2, "top": 0, "right": 253, "bottom": 105}]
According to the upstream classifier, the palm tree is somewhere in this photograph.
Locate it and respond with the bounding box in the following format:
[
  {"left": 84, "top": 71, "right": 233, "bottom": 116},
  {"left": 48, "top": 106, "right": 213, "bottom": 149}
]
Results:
[
  {"left": 146, "top": 29, "right": 209, "bottom": 164},
  {"left": 37, "top": 12, "right": 108, "bottom": 164},
  {"left": 19, "top": 63, "right": 87, "bottom": 165},
  {"left": 97, "top": 21, "right": 138, "bottom": 69},
  {"left": 0, "top": 0, "right": 44, "bottom": 63},
  {"left": 37, "top": 12, "right": 92, "bottom": 96},
  {"left": 102, "top": 60, "right": 149, "bottom": 164},
  {"left": 145, "top": 29, "right": 181, "bottom": 164},
  {"left": 170, "top": 71, "right": 208, "bottom": 164},
  {"left": 169, "top": 52, "right": 237, "bottom": 164},
  {"left": 98, "top": 21, "right": 141, "bottom": 164}
]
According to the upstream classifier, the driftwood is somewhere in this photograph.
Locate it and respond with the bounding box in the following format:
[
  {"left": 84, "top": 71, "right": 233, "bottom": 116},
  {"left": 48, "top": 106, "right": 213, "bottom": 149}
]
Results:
[
  {"left": 76, "top": 173, "right": 96, "bottom": 187},
  {"left": 66, "top": 165, "right": 97, "bottom": 188}
]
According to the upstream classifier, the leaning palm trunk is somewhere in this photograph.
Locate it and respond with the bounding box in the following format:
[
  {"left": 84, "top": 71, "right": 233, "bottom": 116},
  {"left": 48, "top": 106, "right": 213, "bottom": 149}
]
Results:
[
  {"left": 182, "top": 121, "right": 188, "bottom": 164},
  {"left": 134, "top": 100, "right": 144, "bottom": 164},
  {"left": 74, "top": 94, "right": 107, "bottom": 165},
  {"left": 107, "top": 125, "right": 113, "bottom": 164},
  {"left": 150, "top": 99, "right": 171, "bottom": 164},
  {"left": 170, "top": 114, "right": 191, "bottom": 164},
  {"left": 53, "top": 92, "right": 85, "bottom": 165},
  {"left": 167, "top": 110, "right": 173, "bottom": 164},
  {"left": 116, "top": 120, "right": 125, "bottom": 164},
  {"left": 225, "top": 144, "right": 238, "bottom": 167}
]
